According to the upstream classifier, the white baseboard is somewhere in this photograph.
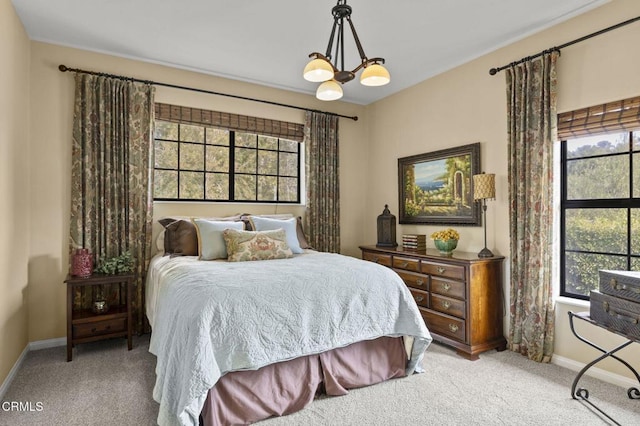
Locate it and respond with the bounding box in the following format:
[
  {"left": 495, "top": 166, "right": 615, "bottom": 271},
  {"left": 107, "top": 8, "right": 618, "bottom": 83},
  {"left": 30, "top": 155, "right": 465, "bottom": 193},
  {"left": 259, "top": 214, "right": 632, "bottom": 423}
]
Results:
[
  {"left": 0, "top": 344, "right": 29, "bottom": 401},
  {"left": 0, "top": 337, "right": 66, "bottom": 401},
  {"left": 552, "top": 354, "right": 638, "bottom": 388}
]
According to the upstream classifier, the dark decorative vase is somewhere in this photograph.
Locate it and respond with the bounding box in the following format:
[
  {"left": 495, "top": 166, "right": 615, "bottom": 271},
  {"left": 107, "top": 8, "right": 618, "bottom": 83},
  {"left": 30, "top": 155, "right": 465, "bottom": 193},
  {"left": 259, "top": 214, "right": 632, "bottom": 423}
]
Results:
[{"left": 71, "top": 248, "right": 93, "bottom": 277}]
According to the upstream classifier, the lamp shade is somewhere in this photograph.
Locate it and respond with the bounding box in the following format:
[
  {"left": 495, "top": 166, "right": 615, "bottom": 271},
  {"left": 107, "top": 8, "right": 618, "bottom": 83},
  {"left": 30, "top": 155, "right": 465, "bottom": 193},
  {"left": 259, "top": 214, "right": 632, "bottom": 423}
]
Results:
[
  {"left": 303, "top": 58, "right": 334, "bottom": 82},
  {"left": 316, "top": 80, "right": 343, "bottom": 101},
  {"left": 473, "top": 173, "right": 495, "bottom": 200},
  {"left": 360, "top": 63, "right": 390, "bottom": 86}
]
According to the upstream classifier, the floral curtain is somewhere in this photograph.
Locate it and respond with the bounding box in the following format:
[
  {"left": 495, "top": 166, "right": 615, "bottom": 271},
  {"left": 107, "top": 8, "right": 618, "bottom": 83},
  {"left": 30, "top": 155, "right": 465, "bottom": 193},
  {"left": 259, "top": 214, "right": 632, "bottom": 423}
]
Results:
[
  {"left": 69, "top": 73, "right": 155, "bottom": 333},
  {"left": 506, "top": 51, "right": 558, "bottom": 363},
  {"left": 304, "top": 111, "right": 340, "bottom": 253}
]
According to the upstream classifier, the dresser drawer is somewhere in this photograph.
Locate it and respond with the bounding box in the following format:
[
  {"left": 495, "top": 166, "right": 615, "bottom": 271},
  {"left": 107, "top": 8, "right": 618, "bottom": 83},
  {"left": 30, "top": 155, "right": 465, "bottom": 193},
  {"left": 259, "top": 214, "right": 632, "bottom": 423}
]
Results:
[
  {"left": 73, "top": 318, "right": 126, "bottom": 339},
  {"left": 392, "top": 256, "right": 420, "bottom": 272},
  {"left": 431, "top": 277, "right": 465, "bottom": 299},
  {"left": 422, "top": 309, "right": 466, "bottom": 343},
  {"left": 362, "top": 251, "right": 392, "bottom": 267},
  {"left": 394, "top": 269, "right": 429, "bottom": 290},
  {"left": 431, "top": 293, "right": 465, "bottom": 318},
  {"left": 421, "top": 261, "right": 465, "bottom": 281},
  {"left": 408, "top": 288, "right": 429, "bottom": 309}
]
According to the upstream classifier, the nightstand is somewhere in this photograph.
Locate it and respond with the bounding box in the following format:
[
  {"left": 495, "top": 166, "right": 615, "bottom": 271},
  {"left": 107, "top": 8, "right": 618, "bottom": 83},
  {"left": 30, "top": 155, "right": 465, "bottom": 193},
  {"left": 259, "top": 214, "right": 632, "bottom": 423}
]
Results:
[{"left": 64, "top": 272, "right": 135, "bottom": 361}]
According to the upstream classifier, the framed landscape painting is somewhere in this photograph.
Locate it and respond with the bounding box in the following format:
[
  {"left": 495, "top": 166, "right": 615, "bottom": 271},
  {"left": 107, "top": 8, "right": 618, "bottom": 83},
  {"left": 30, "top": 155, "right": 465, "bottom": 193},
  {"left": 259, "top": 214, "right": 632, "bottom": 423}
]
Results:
[{"left": 398, "top": 143, "right": 481, "bottom": 225}]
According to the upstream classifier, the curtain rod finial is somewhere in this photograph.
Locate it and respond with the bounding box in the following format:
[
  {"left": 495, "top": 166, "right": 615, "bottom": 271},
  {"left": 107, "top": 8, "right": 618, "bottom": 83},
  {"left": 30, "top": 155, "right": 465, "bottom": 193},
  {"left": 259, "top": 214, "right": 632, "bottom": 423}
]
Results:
[
  {"left": 59, "top": 64, "right": 68, "bottom": 72},
  {"left": 489, "top": 68, "right": 498, "bottom": 76}
]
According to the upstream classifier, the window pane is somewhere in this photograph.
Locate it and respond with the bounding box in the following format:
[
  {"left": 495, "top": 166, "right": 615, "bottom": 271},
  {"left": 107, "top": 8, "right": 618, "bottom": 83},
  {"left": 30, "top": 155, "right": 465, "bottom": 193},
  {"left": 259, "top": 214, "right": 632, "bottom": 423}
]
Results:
[
  {"left": 235, "top": 175, "right": 256, "bottom": 200},
  {"left": 206, "top": 128, "right": 229, "bottom": 145},
  {"left": 206, "top": 146, "right": 229, "bottom": 172},
  {"left": 258, "top": 176, "right": 277, "bottom": 201},
  {"left": 566, "top": 133, "right": 628, "bottom": 159},
  {"left": 279, "top": 152, "right": 298, "bottom": 177},
  {"left": 236, "top": 132, "right": 257, "bottom": 148},
  {"left": 633, "top": 209, "right": 640, "bottom": 256},
  {"left": 155, "top": 140, "right": 178, "bottom": 169},
  {"left": 155, "top": 121, "right": 178, "bottom": 140},
  {"left": 180, "top": 124, "right": 204, "bottom": 143},
  {"left": 180, "top": 143, "right": 204, "bottom": 170},
  {"left": 258, "top": 151, "right": 277, "bottom": 175},
  {"left": 564, "top": 252, "right": 626, "bottom": 297},
  {"left": 179, "top": 171, "right": 204, "bottom": 199},
  {"left": 258, "top": 136, "right": 277, "bottom": 150},
  {"left": 633, "top": 131, "right": 640, "bottom": 151},
  {"left": 205, "top": 173, "right": 228, "bottom": 200},
  {"left": 278, "top": 177, "right": 298, "bottom": 202},
  {"left": 235, "top": 148, "right": 256, "bottom": 173},
  {"left": 154, "top": 170, "right": 178, "bottom": 198},
  {"left": 280, "top": 139, "right": 298, "bottom": 153},
  {"left": 567, "top": 155, "right": 628, "bottom": 199},
  {"left": 632, "top": 257, "right": 640, "bottom": 271},
  {"left": 565, "top": 209, "right": 627, "bottom": 254}
]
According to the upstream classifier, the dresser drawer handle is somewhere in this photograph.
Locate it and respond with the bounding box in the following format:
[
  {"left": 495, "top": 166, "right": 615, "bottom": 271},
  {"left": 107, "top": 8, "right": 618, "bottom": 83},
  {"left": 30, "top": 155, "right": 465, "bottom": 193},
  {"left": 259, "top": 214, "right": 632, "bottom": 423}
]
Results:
[
  {"left": 610, "top": 278, "right": 640, "bottom": 294},
  {"left": 372, "top": 256, "right": 380, "bottom": 263},
  {"left": 437, "top": 267, "right": 446, "bottom": 274},
  {"left": 400, "top": 261, "right": 409, "bottom": 268},
  {"left": 448, "top": 324, "right": 459, "bottom": 333},
  {"left": 414, "top": 295, "right": 424, "bottom": 303},
  {"left": 416, "top": 278, "right": 424, "bottom": 286},
  {"left": 442, "top": 283, "right": 451, "bottom": 292},
  {"left": 441, "top": 301, "right": 451, "bottom": 310},
  {"left": 603, "top": 301, "right": 639, "bottom": 324}
]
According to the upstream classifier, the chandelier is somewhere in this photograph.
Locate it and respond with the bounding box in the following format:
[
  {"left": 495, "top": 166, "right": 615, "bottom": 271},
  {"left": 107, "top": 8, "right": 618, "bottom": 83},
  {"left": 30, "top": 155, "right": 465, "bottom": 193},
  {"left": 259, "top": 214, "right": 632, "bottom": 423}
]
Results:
[{"left": 303, "top": 0, "right": 390, "bottom": 101}]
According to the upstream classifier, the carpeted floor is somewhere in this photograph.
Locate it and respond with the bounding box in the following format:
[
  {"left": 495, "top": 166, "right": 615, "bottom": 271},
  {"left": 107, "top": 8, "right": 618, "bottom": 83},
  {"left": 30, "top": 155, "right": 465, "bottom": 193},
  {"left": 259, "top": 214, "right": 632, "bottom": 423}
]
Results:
[{"left": 1, "top": 335, "right": 638, "bottom": 425}]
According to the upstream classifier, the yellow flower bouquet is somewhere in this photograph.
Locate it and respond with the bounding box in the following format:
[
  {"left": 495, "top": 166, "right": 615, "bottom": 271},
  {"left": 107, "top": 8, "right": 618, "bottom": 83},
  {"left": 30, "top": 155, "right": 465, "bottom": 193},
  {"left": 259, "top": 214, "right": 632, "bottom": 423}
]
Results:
[{"left": 430, "top": 228, "right": 459, "bottom": 255}]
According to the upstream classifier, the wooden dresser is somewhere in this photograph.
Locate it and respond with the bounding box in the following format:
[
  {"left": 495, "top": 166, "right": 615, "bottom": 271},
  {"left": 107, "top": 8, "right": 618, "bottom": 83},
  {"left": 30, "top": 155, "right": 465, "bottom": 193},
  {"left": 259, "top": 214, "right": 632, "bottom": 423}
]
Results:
[{"left": 360, "top": 245, "right": 506, "bottom": 360}]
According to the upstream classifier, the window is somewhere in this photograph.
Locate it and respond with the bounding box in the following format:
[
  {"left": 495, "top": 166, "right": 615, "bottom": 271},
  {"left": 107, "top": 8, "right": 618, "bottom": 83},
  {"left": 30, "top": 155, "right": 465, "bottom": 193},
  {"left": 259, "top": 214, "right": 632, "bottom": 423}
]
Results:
[
  {"left": 559, "top": 131, "right": 640, "bottom": 299},
  {"left": 153, "top": 120, "right": 301, "bottom": 202}
]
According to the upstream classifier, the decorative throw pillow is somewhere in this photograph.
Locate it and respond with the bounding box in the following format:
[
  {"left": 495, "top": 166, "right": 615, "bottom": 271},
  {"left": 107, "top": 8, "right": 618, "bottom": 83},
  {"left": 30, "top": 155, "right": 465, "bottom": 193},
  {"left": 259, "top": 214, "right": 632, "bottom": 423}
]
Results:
[
  {"left": 159, "top": 218, "right": 198, "bottom": 256},
  {"left": 248, "top": 216, "right": 304, "bottom": 254},
  {"left": 223, "top": 228, "right": 293, "bottom": 262},
  {"left": 240, "top": 213, "right": 294, "bottom": 231},
  {"left": 193, "top": 219, "right": 244, "bottom": 260}
]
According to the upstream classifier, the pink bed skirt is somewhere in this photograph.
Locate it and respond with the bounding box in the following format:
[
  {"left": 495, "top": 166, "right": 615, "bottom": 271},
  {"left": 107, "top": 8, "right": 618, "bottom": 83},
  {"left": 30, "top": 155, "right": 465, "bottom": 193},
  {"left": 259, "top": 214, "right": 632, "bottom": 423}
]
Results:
[{"left": 201, "top": 336, "right": 407, "bottom": 425}]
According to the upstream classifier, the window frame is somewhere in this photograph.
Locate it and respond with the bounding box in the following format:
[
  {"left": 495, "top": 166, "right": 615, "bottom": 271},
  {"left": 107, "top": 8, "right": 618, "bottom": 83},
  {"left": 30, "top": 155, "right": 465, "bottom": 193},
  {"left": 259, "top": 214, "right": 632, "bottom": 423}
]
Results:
[
  {"left": 559, "top": 131, "right": 640, "bottom": 300},
  {"left": 153, "top": 121, "right": 301, "bottom": 203}
]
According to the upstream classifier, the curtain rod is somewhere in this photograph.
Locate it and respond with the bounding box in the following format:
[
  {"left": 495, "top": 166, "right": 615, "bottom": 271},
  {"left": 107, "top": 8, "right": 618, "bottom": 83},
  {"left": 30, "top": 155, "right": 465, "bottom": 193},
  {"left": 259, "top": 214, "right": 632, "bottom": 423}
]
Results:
[
  {"left": 58, "top": 65, "right": 358, "bottom": 121},
  {"left": 489, "top": 15, "right": 640, "bottom": 75}
]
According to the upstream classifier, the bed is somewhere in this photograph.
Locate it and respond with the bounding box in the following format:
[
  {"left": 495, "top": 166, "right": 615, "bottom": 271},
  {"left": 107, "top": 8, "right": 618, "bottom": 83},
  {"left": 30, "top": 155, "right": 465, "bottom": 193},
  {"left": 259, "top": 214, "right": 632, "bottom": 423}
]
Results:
[{"left": 147, "top": 249, "right": 432, "bottom": 426}]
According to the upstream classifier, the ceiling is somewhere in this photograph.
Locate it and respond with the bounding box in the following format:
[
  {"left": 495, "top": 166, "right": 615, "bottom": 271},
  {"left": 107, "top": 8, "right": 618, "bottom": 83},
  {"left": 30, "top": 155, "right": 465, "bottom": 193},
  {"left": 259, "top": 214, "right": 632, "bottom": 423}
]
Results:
[{"left": 12, "top": 0, "right": 609, "bottom": 105}]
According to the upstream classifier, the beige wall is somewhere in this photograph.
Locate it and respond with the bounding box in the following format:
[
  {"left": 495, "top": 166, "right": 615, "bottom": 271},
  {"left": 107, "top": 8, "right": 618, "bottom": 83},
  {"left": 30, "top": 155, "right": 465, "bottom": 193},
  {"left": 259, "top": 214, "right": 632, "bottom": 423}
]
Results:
[
  {"left": 0, "top": 0, "right": 30, "bottom": 385},
  {"left": 365, "top": 0, "right": 640, "bottom": 378},
  {"left": 26, "top": 42, "right": 368, "bottom": 343}
]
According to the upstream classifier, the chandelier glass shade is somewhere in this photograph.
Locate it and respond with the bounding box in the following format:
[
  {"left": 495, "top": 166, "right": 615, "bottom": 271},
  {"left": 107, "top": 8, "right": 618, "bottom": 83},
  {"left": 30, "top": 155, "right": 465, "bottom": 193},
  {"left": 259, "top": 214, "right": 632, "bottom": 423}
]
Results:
[{"left": 303, "top": 0, "right": 390, "bottom": 101}]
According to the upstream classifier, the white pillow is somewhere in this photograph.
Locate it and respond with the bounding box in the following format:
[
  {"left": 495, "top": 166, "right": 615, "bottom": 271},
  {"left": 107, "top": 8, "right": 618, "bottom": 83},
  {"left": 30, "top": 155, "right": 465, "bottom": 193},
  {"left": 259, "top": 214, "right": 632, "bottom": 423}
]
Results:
[
  {"left": 193, "top": 219, "right": 244, "bottom": 260},
  {"left": 249, "top": 216, "right": 303, "bottom": 254}
]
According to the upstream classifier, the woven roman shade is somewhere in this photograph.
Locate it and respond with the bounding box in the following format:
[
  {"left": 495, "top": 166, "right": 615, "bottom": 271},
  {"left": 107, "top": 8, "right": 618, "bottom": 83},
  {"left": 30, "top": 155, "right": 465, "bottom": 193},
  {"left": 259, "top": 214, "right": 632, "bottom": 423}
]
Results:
[
  {"left": 557, "top": 95, "right": 640, "bottom": 139},
  {"left": 154, "top": 103, "right": 304, "bottom": 142}
]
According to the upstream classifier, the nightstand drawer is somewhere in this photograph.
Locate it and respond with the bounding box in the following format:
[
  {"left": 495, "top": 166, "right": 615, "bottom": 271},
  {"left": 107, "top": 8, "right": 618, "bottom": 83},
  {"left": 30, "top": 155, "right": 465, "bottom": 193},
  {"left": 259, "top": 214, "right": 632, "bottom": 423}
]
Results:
[
  {"left": 408, "top": 288, "right": 429, "bottom": 308},
  {"left": 394, "top": 269, "right": 429, "bottom": 290},
  {"left": 73, "top": 318, "right": 126, "bottom": 339},
  {"left": 431, "top": 277, "right": 465, "bottom": 299},
  {"left": 392, "top": 256, "right": 420, "bottom": 272},
  {"left": 431, "top": 293, "right": 465, "bottom": 318},
  {"left": 421, "top": 261, "right": 465, "bottom": 280},
  {"left": 422, "top": 310, "right": 466, "bottom": 342},
  {"left": 362, "top": 251, "right": 392, "bottom": 267}
]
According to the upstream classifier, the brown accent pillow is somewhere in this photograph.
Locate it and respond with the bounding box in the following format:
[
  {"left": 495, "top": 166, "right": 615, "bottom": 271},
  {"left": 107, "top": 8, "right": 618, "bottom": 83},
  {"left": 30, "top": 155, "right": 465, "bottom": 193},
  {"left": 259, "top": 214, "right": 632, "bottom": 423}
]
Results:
[
  {"left": 296, "top": 216, "right": 311, "bottom": 249},
  {"left": 159, "top": 218, "right": 198, "bottom": 256}
]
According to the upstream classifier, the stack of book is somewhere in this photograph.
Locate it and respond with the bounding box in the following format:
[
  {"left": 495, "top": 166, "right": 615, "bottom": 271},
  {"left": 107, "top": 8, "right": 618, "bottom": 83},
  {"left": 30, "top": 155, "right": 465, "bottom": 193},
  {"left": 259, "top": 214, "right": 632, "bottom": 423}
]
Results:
[{"left": 402, "top": 234, "right": 427, "bottom": 250}]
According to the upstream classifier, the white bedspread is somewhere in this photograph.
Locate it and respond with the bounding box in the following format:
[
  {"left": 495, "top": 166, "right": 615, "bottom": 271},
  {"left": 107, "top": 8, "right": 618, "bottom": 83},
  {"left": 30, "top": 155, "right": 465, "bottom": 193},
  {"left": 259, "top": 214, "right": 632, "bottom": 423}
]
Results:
[{"left": 147, "top": 252, "right": 432, "bottom": 426}]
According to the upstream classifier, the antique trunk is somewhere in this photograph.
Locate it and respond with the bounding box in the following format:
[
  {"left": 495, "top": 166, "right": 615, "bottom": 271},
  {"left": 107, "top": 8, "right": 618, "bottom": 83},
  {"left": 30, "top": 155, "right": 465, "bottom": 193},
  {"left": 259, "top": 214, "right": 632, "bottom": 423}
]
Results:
[
  {"left": 590, "top": 290, "right": 640, "bottom": 340},
  {"left": 598, "top": 270, "right": 640, "bottom": 303}
]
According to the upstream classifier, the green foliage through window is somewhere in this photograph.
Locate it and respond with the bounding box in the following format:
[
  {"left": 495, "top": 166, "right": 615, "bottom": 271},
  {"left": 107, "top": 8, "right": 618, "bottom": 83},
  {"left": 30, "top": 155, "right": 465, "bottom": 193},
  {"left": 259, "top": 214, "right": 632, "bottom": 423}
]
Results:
[
  {"left": 153, "top": 121, "right": 300, "bottom": 203},
  {"left": 560, "top": 131, "right": 640, "bottom": 299}
]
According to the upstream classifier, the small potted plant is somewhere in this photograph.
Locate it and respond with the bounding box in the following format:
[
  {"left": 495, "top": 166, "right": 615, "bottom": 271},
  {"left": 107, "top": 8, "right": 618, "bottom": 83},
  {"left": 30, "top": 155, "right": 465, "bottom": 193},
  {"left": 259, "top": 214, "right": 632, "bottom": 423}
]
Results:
[{"left": 430, "top": 228, "right": 460, "bottom": 255}]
